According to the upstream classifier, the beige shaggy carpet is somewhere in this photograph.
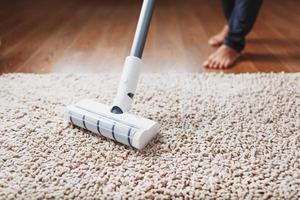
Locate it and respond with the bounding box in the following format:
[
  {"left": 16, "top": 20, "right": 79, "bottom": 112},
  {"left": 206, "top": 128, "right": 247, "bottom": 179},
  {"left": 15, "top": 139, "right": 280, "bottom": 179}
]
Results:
[{"left": 0, "top": 73, "right": 299, "bottom": 200}]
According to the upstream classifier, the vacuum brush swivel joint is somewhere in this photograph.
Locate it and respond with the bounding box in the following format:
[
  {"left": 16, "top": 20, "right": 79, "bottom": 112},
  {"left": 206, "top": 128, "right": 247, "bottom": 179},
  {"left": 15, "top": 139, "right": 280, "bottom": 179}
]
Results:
[{"left": 111, "top": 56, "right": 143, "bottom": 114}]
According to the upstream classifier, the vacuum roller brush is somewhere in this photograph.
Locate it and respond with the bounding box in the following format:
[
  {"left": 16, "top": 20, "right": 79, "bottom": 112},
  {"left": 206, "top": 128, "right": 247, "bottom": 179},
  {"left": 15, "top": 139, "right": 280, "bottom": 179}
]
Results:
[{"left": 66, "top": 100, "right": 159, "bottom": 149}]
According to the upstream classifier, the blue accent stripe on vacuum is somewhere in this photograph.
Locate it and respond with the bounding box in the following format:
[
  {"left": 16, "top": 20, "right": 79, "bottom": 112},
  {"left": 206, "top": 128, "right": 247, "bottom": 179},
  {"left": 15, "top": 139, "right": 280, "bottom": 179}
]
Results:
[
  {"left": 128, "top": 128, "right": 134, "bottom": 148},
  {"left": 70, "top": 116, "right": 74, "bottom": 124},
  {"left": 112, "top": 124, "right": 117, "bottom": 141},
  {"left": 69, "top": 112, "right": 74, "bottom": 124},
  {"left": 82, "top": 115, "right": 87, "bottom": 129},
  {"left": 97, "top": 120, "right": 102, "bottom": 136}
]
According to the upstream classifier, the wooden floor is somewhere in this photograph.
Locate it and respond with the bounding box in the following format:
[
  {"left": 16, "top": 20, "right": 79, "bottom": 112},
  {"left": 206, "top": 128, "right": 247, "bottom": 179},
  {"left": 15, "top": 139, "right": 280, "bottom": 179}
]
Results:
[{"left": 0, "top": 0, "right": 300, "bottom": 73}]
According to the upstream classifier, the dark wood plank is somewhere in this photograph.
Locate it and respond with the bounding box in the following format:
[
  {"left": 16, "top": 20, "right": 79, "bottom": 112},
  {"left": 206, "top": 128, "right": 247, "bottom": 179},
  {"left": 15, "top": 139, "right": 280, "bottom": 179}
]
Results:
[
  {"left": 87, "top": 1, "right": 139, "bottom": 72},
  {"left": 15, "top": 0, "right": 102, "bottom": 73},
  {"left": 2, "top": 0, "right": 84, "bottom": 73},
  {"left": 0, "top": 0, "right": 299, "bottom": 74}
]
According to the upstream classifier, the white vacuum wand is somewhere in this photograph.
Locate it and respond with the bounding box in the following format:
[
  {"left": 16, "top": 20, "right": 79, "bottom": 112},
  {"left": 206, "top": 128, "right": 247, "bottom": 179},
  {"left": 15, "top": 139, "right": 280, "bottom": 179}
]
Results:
[
  {"left": 65, "top": 0, "right": 159, "bottom": 149},
  {"left": 112, "top": 0, "right": 155, "bottom": 114}
]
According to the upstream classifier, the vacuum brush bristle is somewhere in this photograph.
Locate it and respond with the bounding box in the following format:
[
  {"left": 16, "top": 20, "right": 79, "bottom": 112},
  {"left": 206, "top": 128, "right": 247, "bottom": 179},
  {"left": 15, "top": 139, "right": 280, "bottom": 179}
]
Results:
[
  {"left": 68, "top": 110, "right": 139, "bottom": 148},
  {"left": 66, "top": 100, "right": 159, "bottom": 149}
]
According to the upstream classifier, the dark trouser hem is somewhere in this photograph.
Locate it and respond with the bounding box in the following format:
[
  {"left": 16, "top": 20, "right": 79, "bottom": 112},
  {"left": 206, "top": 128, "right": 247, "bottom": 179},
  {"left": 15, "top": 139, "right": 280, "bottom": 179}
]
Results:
[
  {"left": 222, "top": 0, "right": 263, "bottom": 53},
  {"left": 224, "top": 37, "right": 244, "bottom": 53}
]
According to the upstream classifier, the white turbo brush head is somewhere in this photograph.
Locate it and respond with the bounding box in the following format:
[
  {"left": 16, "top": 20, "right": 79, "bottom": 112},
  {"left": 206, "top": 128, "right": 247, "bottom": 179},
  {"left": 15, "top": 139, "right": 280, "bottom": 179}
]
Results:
[
  {"left": 65, "top": 57, "right": 160, "bottom": 149},
  {"left": 66, "top": 100, "right": 159, "bottom": 149}
]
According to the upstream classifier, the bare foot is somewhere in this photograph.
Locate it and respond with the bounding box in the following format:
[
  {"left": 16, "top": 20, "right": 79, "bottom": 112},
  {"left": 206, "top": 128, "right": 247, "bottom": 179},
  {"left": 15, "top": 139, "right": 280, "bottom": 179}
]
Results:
[
  {"left": 203, "top": 44, "right": 241, "bottom": 69},
  {"left": 208, "top": 25, "right": 229, "bottom": 47}
]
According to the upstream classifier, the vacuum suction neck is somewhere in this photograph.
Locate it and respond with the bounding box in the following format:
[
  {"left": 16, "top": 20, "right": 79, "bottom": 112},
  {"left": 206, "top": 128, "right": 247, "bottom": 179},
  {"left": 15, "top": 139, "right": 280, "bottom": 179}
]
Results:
[{"left": 111, "top": 106, "right": 123, "bottom": 114}]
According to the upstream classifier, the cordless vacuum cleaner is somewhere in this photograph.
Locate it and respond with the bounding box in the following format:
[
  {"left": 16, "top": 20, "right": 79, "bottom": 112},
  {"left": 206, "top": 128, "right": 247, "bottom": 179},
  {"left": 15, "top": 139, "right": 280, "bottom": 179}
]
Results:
[{"left": 65, "top": 0, "right": 159, "bottom": 149}]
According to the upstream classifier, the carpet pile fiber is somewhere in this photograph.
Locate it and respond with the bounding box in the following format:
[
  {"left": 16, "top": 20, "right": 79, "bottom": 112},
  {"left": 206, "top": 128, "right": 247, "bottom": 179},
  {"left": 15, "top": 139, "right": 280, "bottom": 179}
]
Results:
[{"left": 0, "top": 73, "right": 299, "bottom": 199}]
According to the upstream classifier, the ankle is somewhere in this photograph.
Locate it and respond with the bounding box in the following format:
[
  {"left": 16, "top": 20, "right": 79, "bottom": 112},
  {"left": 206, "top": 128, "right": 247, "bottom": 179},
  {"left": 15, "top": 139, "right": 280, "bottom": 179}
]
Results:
[{"left": 223, "top": 25, "right": 229, "bottom": 33}]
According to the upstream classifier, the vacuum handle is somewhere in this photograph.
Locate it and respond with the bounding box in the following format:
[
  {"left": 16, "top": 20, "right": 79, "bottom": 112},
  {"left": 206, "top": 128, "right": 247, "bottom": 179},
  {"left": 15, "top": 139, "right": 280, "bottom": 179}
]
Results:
[
  {"left": 130, "top": 0, "right": 155, "bottom": 58},
  {"left": 111, "top": 0, "right": 155, "bottom": 114}
]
